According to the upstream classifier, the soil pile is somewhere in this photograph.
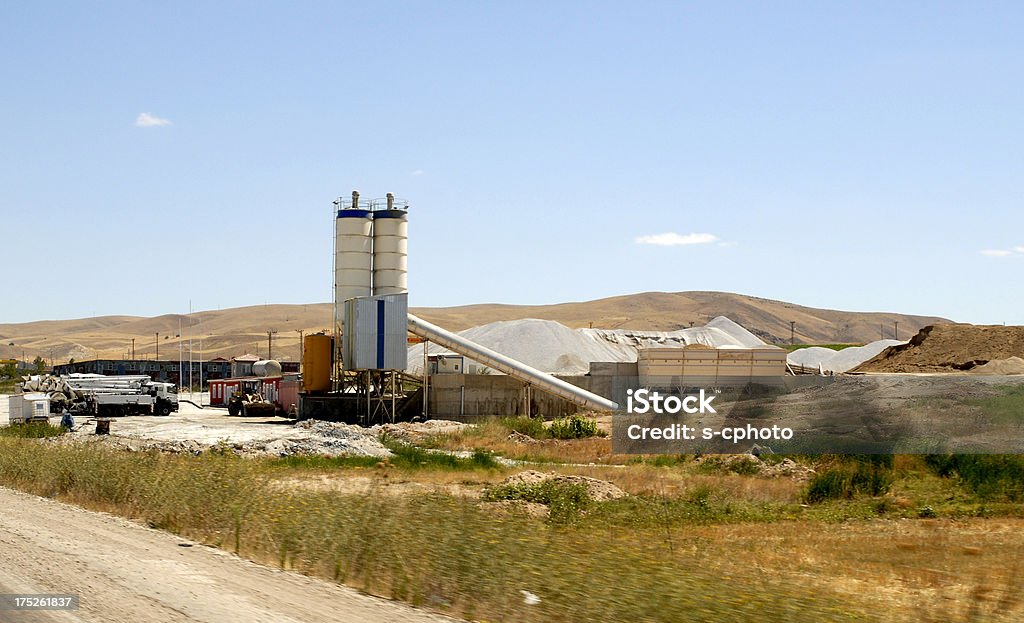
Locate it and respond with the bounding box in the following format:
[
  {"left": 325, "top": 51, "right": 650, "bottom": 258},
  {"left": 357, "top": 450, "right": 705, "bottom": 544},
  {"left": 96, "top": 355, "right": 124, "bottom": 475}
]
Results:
[
  {"left": 853, "top": 324, "right": 1024, "bottom": 373},
  {"left": 499, "top": 470, "right": 627, "bottom": 501},
  {"left": 969, "top": 357, "right": 1024, "bottom": 375}
]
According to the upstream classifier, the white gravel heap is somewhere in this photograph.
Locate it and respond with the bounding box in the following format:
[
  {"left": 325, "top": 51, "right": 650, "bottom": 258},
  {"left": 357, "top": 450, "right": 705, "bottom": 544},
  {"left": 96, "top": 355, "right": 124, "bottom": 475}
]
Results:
[
  {"left": 407, "top": 316, "right": 768, "bottom": 375},
  {"left": 787, "top": 339, "right": 905, "bottom": 373}
]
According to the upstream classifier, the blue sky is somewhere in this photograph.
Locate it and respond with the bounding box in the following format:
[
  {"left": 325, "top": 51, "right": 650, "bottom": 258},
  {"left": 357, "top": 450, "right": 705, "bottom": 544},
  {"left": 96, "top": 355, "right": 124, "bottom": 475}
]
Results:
[{"left": 2, "top": 2, "right": 1021, "bottom": 324}]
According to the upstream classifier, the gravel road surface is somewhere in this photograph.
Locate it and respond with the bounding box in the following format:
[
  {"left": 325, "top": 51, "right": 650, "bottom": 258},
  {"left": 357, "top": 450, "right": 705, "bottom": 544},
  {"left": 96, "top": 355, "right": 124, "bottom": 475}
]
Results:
[{"left": 0, "top": 487, "right": 456, "bottom": 623}]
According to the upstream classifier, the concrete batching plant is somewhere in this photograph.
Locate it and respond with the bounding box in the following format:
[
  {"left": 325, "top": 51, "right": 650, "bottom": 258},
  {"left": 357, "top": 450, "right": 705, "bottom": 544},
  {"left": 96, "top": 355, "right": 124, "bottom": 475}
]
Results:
[{"left": 299, "top": 191, "right": 617, "bottom": 425}]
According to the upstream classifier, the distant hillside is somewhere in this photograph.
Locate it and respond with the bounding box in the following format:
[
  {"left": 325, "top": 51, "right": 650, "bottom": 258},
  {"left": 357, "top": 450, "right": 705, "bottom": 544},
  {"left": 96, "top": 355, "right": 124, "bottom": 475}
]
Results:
[
  {"left": 412, "top": 292, "right": 951, "bottom": 345},
  {"left": 0, "top": 292, "right": 951, "bottom": 364}
]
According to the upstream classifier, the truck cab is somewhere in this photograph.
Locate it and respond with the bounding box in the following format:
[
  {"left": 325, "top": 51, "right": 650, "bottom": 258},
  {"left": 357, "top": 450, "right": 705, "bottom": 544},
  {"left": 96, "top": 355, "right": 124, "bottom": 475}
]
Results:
[{"left": 147, "top": 382, "right": 179, "bottom": 415}]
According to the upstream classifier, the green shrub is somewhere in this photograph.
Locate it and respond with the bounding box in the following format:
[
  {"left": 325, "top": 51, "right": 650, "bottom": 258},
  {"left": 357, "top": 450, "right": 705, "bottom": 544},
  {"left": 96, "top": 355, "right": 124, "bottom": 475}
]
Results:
[
  {"left": 483, "top": 480, "right": 593, "bottom": 523},
  {"left": 548, "top": 415, "right": 603, "bottom": 440},
  {"left": 924, "top": 454, "right": 1024, "bottom": 501},
  {"left": 804, "top": 456, "right": 893, "bottom": 503}
]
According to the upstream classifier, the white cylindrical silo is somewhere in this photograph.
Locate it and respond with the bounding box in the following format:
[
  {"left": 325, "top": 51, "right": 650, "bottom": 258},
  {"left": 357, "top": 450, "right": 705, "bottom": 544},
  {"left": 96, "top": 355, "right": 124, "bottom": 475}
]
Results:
[
  {"left": 335, "top": 191, "right": 373, "bottom": 332},
  {"left": 371, "top": 195, "right": 408, "bottom": 295}
]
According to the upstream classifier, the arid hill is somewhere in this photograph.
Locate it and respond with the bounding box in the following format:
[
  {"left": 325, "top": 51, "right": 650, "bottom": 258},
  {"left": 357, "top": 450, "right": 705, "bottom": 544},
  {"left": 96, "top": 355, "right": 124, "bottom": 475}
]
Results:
[{"left": 0, "top": 291, "right": 950, "bottom": 364}]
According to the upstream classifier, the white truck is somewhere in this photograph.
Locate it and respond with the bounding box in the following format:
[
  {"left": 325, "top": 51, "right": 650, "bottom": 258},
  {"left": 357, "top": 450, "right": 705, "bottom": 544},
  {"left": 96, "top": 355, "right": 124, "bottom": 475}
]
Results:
[
  {"left": 66, "top": 374, "right": 179, "bottom": 416},
  {"left": 19, "top": 374, "right": 179, "bottom": 417}
]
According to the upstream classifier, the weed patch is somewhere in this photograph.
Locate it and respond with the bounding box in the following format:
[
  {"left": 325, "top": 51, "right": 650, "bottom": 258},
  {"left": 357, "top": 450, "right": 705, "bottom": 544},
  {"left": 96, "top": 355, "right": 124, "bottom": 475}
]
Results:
[
  {"left": 548, "top": 415, "right": 604, "bottom": 439},
  {"left": 805, "top": 456, "right": 894, "bottom": 503},
  {"left": 483, "top": 480, "right": 592, "bottom": 523},
  {"left": 925, "top": 454, "right": 1024, "bottom": 501},
  {"left": 0, "top": 422, "right": 66, "bottom": 438}
]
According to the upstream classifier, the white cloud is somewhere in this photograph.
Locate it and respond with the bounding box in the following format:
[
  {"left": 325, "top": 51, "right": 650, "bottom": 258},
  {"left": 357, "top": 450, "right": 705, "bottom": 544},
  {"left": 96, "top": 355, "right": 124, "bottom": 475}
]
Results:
[
  {"left": 635, "top": 232, "right": 719, "bottom": 246},
  {"left": 980, "top": 247, "right": 1023, "bottom": 258},
  {"left": 410, "top": 169, "right": 425, "bottom": 176},
  {"left": 134, "top": 112, "right": 172, "bottom": 127}
]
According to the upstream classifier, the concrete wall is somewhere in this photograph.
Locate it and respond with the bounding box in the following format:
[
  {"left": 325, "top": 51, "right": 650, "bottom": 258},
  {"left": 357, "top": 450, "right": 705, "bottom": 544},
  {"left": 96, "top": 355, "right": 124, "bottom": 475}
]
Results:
[
  {"left": 426, "top": 373, "right": 623, "bottom": 419},
  {"left": 424, "top": 361, "right": 640, "bottom": 420}
]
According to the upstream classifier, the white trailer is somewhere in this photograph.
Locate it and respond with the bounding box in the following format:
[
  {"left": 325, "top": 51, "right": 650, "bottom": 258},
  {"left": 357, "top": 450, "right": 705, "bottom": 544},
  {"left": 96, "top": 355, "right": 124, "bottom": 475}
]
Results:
[{"left": 7, "top": 393, "right": 51, "bottom": 424}]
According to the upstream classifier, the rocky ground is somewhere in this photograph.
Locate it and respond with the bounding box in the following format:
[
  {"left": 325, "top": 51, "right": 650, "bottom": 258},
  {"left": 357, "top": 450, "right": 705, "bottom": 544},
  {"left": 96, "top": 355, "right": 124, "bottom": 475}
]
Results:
[{"left": 45, "top": 401, "right": 469, "bottom": 458}]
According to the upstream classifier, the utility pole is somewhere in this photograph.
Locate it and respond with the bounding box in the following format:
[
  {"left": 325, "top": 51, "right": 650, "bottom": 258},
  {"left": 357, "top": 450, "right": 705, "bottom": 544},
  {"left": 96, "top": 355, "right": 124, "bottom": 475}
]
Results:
[
  {"left": 155, "top": 333, "right": 159, "bottom": 360},
  {"left": 267, "top": 330, "right": 278, "bottom": 360},
  {"left": 790, "top": 321, "right": 796, "bottom": 345},
  {"left": 131, "top": 338, "right": 135, "bottom": 361},
  {"left": 894, "top": 321, "right": 899, "bottom": 341},
  {"left": 189, "top": 300, "right": 193, "bottom": 393},
  {"left": 297, "top": 330, "right": 304, "bottom": 368},
  {"left": 880, "top": 323, "right": 884, "bottom": 341}
]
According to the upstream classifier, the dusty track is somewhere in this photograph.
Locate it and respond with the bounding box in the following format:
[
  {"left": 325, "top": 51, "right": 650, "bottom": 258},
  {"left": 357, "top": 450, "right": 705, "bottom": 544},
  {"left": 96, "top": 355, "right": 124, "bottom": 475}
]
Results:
[{"left": 0, "top": 487, "right": 456, "bottom": 623}]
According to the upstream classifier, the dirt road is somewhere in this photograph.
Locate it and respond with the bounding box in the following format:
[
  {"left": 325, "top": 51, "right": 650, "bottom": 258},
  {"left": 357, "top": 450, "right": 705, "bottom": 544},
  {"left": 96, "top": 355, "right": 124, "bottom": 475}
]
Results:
[{"left": 0, "top": 487, "right": 456, "bottom": 623}]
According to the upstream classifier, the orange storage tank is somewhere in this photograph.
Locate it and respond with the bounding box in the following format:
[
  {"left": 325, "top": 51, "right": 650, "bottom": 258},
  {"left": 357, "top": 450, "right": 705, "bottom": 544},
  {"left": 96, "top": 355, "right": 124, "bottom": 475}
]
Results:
[{"left": 303, "top": 334, "right": 332, "bottom": 392}]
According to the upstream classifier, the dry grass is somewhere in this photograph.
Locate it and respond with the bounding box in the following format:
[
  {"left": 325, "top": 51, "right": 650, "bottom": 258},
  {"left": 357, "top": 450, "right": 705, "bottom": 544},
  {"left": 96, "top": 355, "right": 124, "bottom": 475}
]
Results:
[
  {"left": 569, "top": 463, "right": 805, "bottom": 501},
  {"left": 689, "top": 519, "right": 1024, "bottom": 622},
  {"left": 425, "top": 418, "right": 625, "bottom": 464},
  {"left": 0, "top": 438, "right": 872, "bottom": 622},
  {"left": 2, "top": 432, "right": 1023, "bottom": 622}
]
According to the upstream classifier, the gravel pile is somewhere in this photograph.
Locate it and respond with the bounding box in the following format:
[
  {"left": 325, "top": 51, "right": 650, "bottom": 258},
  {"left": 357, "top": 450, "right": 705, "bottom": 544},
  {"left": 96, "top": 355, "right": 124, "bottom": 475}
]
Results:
[
  {"left": 787, "top": 340, "right": 904, "bottom": 373},
  {"left": 408, "top": 316, "right": 768, "bottom": 375},
  {"left": 269, "top": 420, "right": 392, "bottom": 457}
]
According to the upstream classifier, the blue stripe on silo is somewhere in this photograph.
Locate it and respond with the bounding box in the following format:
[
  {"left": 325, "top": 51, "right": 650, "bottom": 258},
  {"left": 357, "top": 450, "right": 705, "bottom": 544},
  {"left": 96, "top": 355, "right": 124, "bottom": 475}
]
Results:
[
  {"left": 376, "top": 299, "right": 386, "bottom": 369},
  {"left": 337, "top": 209, "right": 373, "bottom": 218},
  {"left": 372, "top": 209, "right": 407, "bottom": 219}
]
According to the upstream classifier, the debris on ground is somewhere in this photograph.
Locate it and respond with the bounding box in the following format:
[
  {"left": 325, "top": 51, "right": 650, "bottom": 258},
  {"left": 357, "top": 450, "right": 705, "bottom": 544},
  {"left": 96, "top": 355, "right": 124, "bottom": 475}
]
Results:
[
  {"left": 760, "top": 458, "right": 816, "bottom": 480},
  {"left": 266, "top": 421, "right": 391, "bottom": 457},
  {"left": 697, "top": 454, "right": 816, "bottom": 480},
  {"left": 506, "top": 431, "right": 537, "bottom": 444},
  {"left": 376, "top": 419, "right": 469, "bottom": 443}
]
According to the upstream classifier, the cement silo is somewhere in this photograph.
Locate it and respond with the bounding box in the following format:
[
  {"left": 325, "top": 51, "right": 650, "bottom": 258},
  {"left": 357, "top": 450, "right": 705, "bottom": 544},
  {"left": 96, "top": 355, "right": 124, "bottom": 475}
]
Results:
[
  {"left": 334, "top": 190, "right": 374, "bottom": 333},
  {"left": 371, "top": 192, "right": 408, "bottom": 296}
]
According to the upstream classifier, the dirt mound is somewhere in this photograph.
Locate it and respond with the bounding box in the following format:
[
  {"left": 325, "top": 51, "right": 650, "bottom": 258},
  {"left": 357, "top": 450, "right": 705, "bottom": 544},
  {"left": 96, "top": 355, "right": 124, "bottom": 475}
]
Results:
[
  {"left": 696, "top": 454, "right": 816, "bottom": 480},
  {"left": 969, "top": 356, "right": 1024, "bottom": 375},
  {"left": 376, "top": 420, "right": 469, "bottom": 443},
  {"left": 500, "top": 470, "right": 627, "bottom": 501},
  {"left": 853, "top": 324, "right": 1024, "bottom": 373}
]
